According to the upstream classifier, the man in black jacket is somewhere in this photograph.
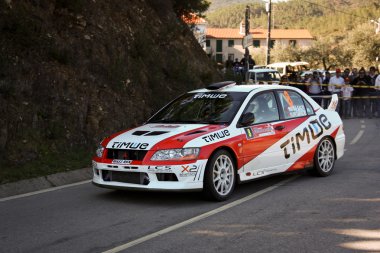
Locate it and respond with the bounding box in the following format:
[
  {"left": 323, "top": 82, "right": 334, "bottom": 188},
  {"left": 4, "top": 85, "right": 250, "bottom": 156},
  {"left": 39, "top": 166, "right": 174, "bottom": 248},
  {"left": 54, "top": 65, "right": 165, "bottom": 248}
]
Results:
[{"left": 351, "top": 68, "right": 373, "bottom": 118}]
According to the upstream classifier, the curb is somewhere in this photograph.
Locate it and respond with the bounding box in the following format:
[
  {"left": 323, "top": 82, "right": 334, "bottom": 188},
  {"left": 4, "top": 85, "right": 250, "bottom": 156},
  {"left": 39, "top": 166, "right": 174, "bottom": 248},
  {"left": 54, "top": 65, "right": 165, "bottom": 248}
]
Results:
[{"left": 0, "top": 167, "right": 92, "bottom": 198}]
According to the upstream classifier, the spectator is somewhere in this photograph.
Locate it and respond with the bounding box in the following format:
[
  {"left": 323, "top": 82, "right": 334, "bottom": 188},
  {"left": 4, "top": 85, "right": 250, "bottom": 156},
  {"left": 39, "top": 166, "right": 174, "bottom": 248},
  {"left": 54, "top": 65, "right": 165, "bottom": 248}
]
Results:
[
  {"left": 233, "top": 58, "right": 242, "bottom": 75},
  {"left": 225, "top": 59, "right": 233, "bottom": 69},
  {"left": 290, "top": 72, "right": 306, "bottom": 92},
  {"left": 280, "top": 75, "right": 290, "bottom": 86},
  {"left": 329, "top": 68, "right": 345, "bottom": 114},
  {"left": 349, "top": 68, "right": 358, "bottom": 83},
  {"left": 322, "top": 71, "right": 332, "bottom": 108},
  {"left": 342, "top": 68, "right": 350, "bottom": 79},
  {"left": 351, "top": 68, "right": 372, "bottom": 118},
  {"left": 341, "top": 77, "right": 354, "bottom": 118},
  {"left": 307, "top": 71, "right": 323, "bottom": 105},
  {"left": 248, "top": 55, "right": 256, "bottom": 69}
]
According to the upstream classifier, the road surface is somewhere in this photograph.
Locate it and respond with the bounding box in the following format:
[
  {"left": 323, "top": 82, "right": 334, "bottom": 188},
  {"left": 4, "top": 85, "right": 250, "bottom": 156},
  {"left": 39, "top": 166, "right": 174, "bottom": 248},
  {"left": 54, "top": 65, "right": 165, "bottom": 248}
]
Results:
[{"left": 1, "top": 118, "right": 379, "bottom": 253}]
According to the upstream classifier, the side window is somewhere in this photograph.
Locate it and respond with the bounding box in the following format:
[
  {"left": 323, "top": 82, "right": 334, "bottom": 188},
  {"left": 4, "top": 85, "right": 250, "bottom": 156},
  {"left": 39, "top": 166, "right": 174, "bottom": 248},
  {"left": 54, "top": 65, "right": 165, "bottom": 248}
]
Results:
[
  {"left": 303, "top": 98, "right": 315, "bottom": 115},
  {"left": 277, "top": 90, "right": 307, "bottom": 119},
  {"left": 243, "top": 92, "right": 279, "bottom": 124}
]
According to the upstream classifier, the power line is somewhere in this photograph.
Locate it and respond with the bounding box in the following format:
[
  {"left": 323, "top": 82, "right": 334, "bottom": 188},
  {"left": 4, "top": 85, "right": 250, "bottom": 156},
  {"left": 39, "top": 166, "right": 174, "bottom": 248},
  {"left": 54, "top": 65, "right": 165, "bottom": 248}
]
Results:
[{"left": 301, "top": 0, "right": 372, "bottom": 22}]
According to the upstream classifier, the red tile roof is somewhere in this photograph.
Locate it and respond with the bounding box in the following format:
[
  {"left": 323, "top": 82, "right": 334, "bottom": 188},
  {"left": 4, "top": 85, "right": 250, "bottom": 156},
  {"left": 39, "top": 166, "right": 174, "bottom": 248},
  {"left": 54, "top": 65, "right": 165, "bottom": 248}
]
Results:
[{"left": 207, "top": 28, "right": 313, "bottom": 39}]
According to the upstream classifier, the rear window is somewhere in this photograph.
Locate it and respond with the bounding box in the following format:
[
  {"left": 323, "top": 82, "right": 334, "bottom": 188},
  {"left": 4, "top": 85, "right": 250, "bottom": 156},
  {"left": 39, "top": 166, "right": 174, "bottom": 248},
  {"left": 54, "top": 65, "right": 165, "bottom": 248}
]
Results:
[{"left": 277, "top": 91, "right": 307, "bottom": 119}]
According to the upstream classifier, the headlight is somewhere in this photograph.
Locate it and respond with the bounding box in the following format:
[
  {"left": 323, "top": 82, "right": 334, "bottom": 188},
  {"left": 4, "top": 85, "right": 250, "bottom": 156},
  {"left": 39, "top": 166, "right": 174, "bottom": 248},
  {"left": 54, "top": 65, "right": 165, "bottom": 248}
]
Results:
[
  {"left": 151, "top": 148, "right": 200, "bottom": 161},
  {"left": 96, "top": 145, "right": 105, "bottom": 158}
]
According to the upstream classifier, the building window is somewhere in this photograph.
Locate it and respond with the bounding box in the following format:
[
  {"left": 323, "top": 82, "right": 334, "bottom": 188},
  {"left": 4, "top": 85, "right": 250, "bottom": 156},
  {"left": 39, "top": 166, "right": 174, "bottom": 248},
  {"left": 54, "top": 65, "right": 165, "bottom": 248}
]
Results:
[
  {"left": 270, "top": 40, "right": 276, "bottom": 49},
  {"left": 216, "top": 40, "right": 223, "bottom": 52},
  {"left": 228, "top": 40, "right": 234, "bottom": 47},
  {"left": 215, "top": 53, "right": 223, "bottom": 63},
  {"left": 228, "top": 54, "right": 234, "bottom": 61},
  {"left": 289, "top": 40, "right": 297, "bottom": 47},
  {"left": 206, "top": 39, "right": 210, "bottom": 47},
  {"left": 253, "top": 40, "right": 260, "bottom": 48}
]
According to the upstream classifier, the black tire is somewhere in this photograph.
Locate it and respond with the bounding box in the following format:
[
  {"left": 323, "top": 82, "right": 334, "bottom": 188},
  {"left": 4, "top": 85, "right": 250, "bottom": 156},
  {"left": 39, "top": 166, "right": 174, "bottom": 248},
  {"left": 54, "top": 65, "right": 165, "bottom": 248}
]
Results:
[
  {"left": 312, "top": 137, "right": 336, "bottom": 177},
  {"left": 203, "top": 150, "right": 236, "bottom": 201}
]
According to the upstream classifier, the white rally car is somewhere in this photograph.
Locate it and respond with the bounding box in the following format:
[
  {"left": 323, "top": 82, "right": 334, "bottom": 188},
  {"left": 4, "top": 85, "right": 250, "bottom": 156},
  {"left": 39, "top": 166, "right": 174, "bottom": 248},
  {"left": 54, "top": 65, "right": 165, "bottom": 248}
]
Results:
[{"left": 92, "top": 82, "right": 345, "bottom": 201}]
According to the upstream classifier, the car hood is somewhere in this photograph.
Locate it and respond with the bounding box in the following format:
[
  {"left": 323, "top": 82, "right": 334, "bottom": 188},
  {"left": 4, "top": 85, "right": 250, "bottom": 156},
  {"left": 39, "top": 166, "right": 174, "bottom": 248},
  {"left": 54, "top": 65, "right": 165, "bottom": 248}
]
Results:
[{"left": 104, "top": 123, "right": 227, "bottom": 151}]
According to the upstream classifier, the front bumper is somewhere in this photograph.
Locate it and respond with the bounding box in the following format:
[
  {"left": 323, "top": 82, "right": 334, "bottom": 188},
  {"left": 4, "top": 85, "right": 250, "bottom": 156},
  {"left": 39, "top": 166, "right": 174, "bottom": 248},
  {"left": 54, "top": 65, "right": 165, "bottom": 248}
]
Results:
[{"left": 92, "top": 160, "right": 208, "bottom": 191}]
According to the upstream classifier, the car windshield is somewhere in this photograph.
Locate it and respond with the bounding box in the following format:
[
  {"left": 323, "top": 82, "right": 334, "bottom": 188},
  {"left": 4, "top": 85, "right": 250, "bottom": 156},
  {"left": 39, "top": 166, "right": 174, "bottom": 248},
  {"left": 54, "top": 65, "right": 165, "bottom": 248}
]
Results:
[{"left": 148, "top": 92, "right": 248, "bottom": 124}]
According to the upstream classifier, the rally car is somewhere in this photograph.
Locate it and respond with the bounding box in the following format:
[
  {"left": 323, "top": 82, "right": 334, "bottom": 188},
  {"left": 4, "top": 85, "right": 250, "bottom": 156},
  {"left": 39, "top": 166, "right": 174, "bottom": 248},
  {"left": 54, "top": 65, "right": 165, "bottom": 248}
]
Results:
[{"left": 92, "top": 81, "right": 345, "bottom": 201}]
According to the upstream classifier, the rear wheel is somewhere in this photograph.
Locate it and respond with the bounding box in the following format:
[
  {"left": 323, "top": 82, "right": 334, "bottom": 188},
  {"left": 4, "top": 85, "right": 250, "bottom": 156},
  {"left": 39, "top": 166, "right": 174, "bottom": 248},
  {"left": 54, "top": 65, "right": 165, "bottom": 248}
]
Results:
[
  {"left": 203, "top": 150, "right": 236, "bottom": 201},
  {"left": 313, "top": 137, "right": 335, "bottom": 176}
]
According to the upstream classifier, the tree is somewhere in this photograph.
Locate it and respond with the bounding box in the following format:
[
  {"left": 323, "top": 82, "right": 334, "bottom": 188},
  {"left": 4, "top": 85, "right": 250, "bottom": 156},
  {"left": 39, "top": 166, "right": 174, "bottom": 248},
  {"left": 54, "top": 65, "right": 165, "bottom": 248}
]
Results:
[
  {"left": 173, "top": 0, "right": 210, "bottom": 18},
  {"left": 341, "top": 23, "right": 380, "bottom": 67},
  {"left": 302, "top": 37, "right": 349, "bottom": 70},
  {"left": 271, "top": 43, "right": 302, "bottom": 63}
]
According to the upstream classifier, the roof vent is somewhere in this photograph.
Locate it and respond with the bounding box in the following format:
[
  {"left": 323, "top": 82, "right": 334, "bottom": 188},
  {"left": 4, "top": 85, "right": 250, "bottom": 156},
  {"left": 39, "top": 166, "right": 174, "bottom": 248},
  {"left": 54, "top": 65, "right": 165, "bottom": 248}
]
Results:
[{"left": 206, "top": 81, "right": 236, "bottom": 90}]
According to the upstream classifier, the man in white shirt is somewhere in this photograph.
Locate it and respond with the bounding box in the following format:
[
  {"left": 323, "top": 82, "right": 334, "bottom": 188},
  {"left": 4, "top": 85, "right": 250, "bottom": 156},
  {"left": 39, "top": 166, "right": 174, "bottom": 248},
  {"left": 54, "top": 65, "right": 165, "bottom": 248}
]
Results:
[{"left": 329, "top": 68, "right": 345, "bottom": 114}]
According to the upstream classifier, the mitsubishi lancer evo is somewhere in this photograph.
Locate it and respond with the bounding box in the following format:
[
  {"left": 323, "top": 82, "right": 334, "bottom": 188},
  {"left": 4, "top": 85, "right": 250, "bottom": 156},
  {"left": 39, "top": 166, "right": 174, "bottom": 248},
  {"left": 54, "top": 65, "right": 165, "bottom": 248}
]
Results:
[{"left": 92, "top": 81, "right": 345, "bottom": 201}]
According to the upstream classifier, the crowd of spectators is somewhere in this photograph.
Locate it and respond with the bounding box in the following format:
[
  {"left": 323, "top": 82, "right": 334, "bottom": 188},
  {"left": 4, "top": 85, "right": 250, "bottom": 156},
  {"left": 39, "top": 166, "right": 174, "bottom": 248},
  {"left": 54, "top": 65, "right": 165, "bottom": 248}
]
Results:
[{"left": 280, "top": 67, "right": 380, "bottom": 118}]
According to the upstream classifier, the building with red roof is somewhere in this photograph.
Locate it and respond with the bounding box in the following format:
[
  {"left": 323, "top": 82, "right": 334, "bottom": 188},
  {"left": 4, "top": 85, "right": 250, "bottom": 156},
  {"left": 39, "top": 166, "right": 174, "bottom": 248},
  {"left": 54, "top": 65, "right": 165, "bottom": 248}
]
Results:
[{"left": 206, "top": 22, "right": 314, "bottom": 63}]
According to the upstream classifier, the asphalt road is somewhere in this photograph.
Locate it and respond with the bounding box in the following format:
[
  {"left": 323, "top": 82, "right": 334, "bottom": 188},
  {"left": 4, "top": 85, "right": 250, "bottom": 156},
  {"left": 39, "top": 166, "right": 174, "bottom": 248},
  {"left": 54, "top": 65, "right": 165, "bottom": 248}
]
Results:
[{"left": 1, "top": 119, "right": 379, "bottom": 253}]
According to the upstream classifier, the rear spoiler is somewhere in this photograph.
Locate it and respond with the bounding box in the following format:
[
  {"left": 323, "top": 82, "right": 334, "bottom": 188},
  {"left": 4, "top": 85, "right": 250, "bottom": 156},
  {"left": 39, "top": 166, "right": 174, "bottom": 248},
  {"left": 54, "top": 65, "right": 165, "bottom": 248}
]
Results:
[{"left": 327, "top": 94, "right": 338, "bottom": 111}]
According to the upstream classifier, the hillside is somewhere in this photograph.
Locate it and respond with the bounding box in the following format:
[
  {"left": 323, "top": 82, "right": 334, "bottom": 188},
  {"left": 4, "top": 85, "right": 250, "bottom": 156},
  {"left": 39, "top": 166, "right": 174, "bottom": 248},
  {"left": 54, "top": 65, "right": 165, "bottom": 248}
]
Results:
[
  {"left": 207, "top": 0, "right": 261, "bottom": 12},
  {"left": 206, "top": 0, "right": 380, "bottom": 37},
  {"left": 0, "top": 0, "right": 219, "bottom": 183}
]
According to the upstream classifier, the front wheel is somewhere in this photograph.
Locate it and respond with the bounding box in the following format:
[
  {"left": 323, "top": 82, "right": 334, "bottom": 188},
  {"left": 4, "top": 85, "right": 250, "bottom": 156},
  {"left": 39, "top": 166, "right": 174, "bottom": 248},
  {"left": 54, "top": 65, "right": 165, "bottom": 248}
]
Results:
[
  {"left": 313, "top": 137, "right": 336, "bottom": 177},
  {"left": 203, "top": 150, "right": 236, "bottom": 201}
]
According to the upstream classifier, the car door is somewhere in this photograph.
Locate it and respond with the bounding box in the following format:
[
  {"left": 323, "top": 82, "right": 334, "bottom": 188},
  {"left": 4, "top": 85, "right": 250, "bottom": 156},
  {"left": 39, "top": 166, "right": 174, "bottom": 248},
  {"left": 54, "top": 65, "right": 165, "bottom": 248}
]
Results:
[
  {"left": 239, "top": 90, "right": 314, "bottom": 179},
  {"left": 239, "top": 91, "right": 284, "bottom": 177},
  {"left": 274, "top": 90, "right": 316, "bottom": 171}
]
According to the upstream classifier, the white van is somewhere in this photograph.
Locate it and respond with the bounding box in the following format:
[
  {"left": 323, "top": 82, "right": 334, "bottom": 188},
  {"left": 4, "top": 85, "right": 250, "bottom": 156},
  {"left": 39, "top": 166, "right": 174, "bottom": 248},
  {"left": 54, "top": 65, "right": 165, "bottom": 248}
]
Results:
[{"left": 266, "top": 62, "right": 309, "bottom": 76}]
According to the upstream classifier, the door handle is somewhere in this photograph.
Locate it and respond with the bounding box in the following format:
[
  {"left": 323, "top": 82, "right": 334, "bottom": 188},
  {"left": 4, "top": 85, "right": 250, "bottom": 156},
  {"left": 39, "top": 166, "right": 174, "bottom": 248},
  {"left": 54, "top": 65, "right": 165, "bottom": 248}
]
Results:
[{"left": 274, "top": 125, "right": 285, "bottom": 131}]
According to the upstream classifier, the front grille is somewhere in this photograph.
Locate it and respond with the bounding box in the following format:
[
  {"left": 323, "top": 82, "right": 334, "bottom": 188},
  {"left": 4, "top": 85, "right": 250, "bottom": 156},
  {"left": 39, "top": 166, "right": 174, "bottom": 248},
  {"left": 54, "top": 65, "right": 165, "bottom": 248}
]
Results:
[
  {"left": 102, "top": 170, "right": 150, "bottom": 185},
  {"left": 106, "top": 149, "right": 147, "bottom": 161},
  {"left": 156, "top": 173, "right": 178, "bottom": 182}
]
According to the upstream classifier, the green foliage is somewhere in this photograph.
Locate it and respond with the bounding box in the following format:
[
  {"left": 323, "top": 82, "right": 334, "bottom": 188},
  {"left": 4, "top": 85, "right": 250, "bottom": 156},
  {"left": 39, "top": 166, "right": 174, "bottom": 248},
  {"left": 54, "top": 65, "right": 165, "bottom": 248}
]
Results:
[
  {"left": 271, "top": 43, "right": 302, "bottom": 63},
  {"left": 173, "top": 0, "right": 211, "bottom": 18},
  {"left": 341, "top": 23, "right": 380, "bottom": 67},
  {"left": 206, "top": 0, "right": 380, "bottom": 37}
]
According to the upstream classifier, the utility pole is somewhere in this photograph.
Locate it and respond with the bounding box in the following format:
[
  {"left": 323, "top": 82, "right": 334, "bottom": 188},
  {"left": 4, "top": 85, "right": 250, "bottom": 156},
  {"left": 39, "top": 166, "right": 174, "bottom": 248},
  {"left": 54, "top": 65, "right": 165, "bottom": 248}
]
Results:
[
  {"left": 266, "top": 0, "right": 272, "bottom": 65},
  {"left": 245, "top": 5, "right": 250, "bottom": 83}
]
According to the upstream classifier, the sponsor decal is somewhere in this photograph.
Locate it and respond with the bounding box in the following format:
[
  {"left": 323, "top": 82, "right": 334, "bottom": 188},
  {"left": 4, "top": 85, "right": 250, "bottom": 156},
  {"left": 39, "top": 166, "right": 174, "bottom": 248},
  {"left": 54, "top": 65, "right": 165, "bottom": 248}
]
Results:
[
  {"left": 148, "top": 165, "right": 173, "bottom": 173},
  {"left": 154, "top": 125, "right": 180, "bottom": 128},
  {"left": 244, "top": 124, "right": 275, "bottom": 140},
  {"left": 194, "top": 94, "right": 227, "bottom": 99},
  {"left": 112, "top": 159, "right": 132, "bottom": 165},
  {"left": 280, "top": 114, "right": 331, "bottom": 159},
  {"left": 288, "top": 105, "right": 307, "bottom": 118},
  {"left": 179, "top": 165, "right": 198, "bottom": 177},
  {"left": 111, "top": 142, "right": 149, "bottom": 150},
  {"left": 202, "top": 130, "right": 230, "bottom": 143},
  {"left": 283, "top": 91, "right": 294, "bottom": 107}
]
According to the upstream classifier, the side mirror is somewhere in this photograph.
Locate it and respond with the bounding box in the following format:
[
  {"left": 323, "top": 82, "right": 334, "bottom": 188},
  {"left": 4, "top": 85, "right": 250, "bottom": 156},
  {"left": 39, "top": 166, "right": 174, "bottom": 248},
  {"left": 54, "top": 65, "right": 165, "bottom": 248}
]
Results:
[{"left": 239, "top": 112, "right": 255, "bottom": 127}]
